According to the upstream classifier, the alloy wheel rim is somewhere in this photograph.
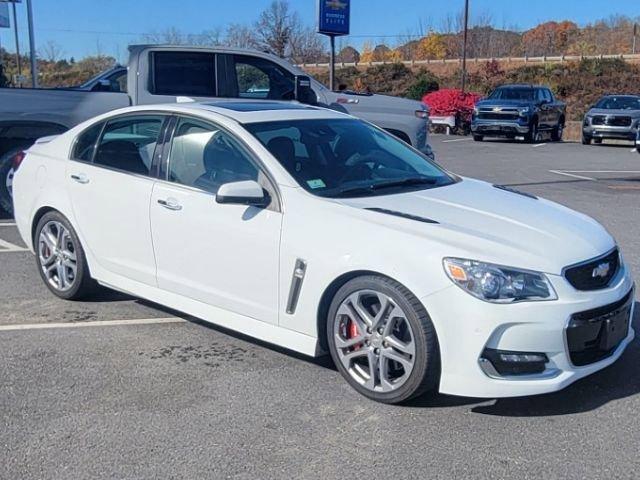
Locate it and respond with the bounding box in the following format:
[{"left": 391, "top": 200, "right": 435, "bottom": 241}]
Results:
[
  {"left": 5, "top": 167, "right": 13, "bottom": 196},
  {"left": 334, "top": 290, "right": 416, "bottom": 393},
  {"left": 38, "top": 221, "right": 77, "bottom": 292}
]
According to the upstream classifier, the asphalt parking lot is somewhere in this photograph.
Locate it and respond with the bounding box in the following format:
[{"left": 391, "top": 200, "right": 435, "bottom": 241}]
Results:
[{"left": 1, "top": 136, "right": 639, "bottom": 479}]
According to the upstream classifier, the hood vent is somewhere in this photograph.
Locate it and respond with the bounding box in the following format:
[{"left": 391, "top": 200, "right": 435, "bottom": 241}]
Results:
[
  {"left": 365, "top": 208, "right": 439, "bottom": 224},
  {"left": 493, "top": 184, "right": 538, "bottom": 200}
]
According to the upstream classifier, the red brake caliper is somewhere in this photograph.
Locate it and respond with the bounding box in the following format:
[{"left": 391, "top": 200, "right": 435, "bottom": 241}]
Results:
[{"left": 347, "top": 319, "right": 361, "bottom": 350}]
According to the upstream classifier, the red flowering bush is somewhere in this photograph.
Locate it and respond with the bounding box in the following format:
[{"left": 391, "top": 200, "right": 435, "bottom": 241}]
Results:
[{"left": 422, "top": 88, "right": 482, "bottom": 122}]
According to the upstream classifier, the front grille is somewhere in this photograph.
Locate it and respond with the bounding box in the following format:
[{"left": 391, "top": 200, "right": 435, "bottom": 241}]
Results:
[
  {"left": 564, "top": 249, "right": 619, "bottom": 291},
  {"left": 566, "top": 290, "right": 633, "bottom": 366},
  {"left": 608, "top": 116, "right": 632, "bottom": 127},
  {"left": 478, "top": 110, "right": 519, "bottom": 121},
  {"left": 591, "top": 115, "right": 632, "bottom": 126}
]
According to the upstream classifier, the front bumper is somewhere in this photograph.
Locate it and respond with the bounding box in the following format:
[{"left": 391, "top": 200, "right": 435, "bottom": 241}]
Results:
[
  {"left": 422, "top": 263, "right": 635, "bottom": 398},
  {"left": 471, "top": 118, "right": 530, "bottom": 135},
  {"left": 583, "top": 124, "right": 638, "bottom": 141}
]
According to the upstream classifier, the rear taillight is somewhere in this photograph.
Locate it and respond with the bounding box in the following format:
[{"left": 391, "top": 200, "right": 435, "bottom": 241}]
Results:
[
  {"left": 415, "top": 110, "right": 429, "bottom": 119},
  {"left": 11, "top": 151, "right": 26, "bottom": 171}
]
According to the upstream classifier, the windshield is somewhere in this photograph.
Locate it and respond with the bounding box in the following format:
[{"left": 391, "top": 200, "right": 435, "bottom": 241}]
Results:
[
  {"left": 246, "top": 118, "right": 455, "bottom": 197},
  {"left": 489, "top": 87, "right": 535, "bottom": 101},
  {"left": 595, "top": 96, "right": 640, "bottom": 110}
]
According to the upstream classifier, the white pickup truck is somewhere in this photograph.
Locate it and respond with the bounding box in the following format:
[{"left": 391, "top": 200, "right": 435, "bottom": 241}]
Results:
[{"left": 0, "top": 44, "right": 431, "bottom": 214}]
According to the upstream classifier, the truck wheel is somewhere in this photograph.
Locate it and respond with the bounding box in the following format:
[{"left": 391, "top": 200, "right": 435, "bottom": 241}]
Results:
[
  {"left": 472, "top": 134, "right": 484, "bottom": 142},
  {"left": 551, "top": 121, "right": 564, "bottom": 142},
  {"left": 525, "top": 121, "right": 539, "bottom": 143},
  {"left": 581, "top": 134, "right": 592, "bottom": 145},
  {"left": 0, "top": 146, "right": 28, "bottom": 216}
]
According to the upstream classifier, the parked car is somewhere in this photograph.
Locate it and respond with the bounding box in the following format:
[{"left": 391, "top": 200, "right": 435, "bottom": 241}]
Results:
[
  {"left": 582, "top": 95, "right": 640, "bottom": 145},
  {"left": 471, "top": 84, "right": 566, "bottom": 143},
  {"left": 13, "top": 101, "right": 634, "bottom": 404},
  {"left": 0, "top": 44, "right": 431, "bottom": 215}
]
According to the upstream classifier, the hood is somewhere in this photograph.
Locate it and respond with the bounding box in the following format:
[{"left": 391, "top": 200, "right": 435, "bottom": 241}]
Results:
[
  {"left": 476, "top": 99, "right": 533, "bottom": 109},
  {"left": 587, "top": 108, "right": 640, "bottom": 117},
  {"left": 327, "top": 90, "right": 425, "bottom": 113},
  {"left": 336, "top": 178, "right": 614, "bottom": 275}
]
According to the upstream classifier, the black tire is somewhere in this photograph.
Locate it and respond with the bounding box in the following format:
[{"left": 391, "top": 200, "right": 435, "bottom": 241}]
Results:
[
  {"left": 581, "top": 134, "right": 592, "bottom": 145},
  {"left": 551, "top": 120, "right": 564, "bottom": 142},
  {"left": 326, "top": 275, "right": 440, "bottom": 404},
  {"left": 473, "top": 134, "right": 484, "bottom": 142},
  {"left": 0, "top": 146, "right": 28, "bottom": 215},
  {"left": 34, "top": 211, "right": 97, "bottom": 300},
  {"left": 525, "top": 120, "right": 539, "bottom": 143}
]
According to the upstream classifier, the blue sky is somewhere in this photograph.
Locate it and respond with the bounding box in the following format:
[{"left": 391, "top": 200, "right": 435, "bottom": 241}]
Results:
[{"left": 2, "top": 0, "right": 640, "bottom": 61}]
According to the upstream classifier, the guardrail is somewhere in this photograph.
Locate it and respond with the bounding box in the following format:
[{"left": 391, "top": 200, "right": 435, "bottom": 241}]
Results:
[{"left": 297, "top": 53, "right": 640, "bottom": 69}]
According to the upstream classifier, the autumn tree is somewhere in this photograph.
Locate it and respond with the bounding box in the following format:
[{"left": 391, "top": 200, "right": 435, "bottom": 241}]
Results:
[
  {"left": 522, "top": 21, "right": 579, "bottom": 56},
  {"left": 417, "top": 32, "right": 447, "bottom": 60}
]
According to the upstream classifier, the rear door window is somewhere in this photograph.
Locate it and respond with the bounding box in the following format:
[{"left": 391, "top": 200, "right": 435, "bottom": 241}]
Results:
[
  {"left": 94, "top": 115, "right": 164, "bottom": 175},
  {"left": 151, "top": 51, "right": 216, "bottom": 96}
]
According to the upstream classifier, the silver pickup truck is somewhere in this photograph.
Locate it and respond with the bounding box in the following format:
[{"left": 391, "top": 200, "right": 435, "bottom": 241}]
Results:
[{"left": 0, "top": 44, "right": 431, "bottom": 214}]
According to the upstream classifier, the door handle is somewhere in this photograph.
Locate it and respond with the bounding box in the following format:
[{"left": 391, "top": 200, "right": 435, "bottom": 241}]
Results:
[
  {"left": 157, "top": 198, "right": 182, "bottom": 211},
  {"left": 70, "top": 174, "right": 89, "bottom": 184}
]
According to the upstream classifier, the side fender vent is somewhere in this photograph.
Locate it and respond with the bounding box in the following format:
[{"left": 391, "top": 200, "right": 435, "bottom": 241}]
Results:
[{"left": 365, "top": 208, "right": 439, "bottom": 224}]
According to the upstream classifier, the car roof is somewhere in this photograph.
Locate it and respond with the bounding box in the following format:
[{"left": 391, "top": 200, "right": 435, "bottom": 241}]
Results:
[{"left": 114, "top": 101, "right": 351, "bottom": 124}]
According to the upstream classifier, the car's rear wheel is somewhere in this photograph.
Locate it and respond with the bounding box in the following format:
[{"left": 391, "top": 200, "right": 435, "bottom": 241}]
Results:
[
  {"left": 35, "top": 211, "right": 96, "bottom": 300},
  {"left": 326, "top": 275, "right": 439, "bottom": 404}
]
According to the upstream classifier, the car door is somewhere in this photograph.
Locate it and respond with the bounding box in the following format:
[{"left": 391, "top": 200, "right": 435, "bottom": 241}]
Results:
[
  {"left": 535, "top": 88, "right": 550, "bottom": 129},
  {"left": 149, "top": 115, "right": 282, "bottom": 324},
  {"left": 66, "top": 114, "right": 167, "bottom": 286},
  {"left": 546, "top": 89, "right": 561, "bottom": 126}
]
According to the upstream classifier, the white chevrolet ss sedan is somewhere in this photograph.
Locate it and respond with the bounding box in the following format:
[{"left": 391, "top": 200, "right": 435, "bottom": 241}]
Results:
[{"left": 13, "top": 101, "right": 635, "bottom": 404}]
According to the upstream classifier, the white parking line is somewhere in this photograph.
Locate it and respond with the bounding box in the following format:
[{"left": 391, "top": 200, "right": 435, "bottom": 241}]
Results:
[
  {"left": 560, "top": 170, "right": 640, "bottom": 174},
  {"left": 533, "top": 143, "right": 547, "bottom": 148},
  {"left": 0, "top": 317, "right": 186, "bottom": 332},
  {"left": 0, "top": 222, "right": 16, "bottom": 227},
  {"left": 0, "top": 238, "right": 28, "bottom": 252},
  {"left": 631, "top": 149, "right": 637, "bottom": 153},
  {"left": 441, "top": 138, "right": 472, "bottom": 143},
  {"left": 549, "top": 170, "right": 596, "bottom": 181}
]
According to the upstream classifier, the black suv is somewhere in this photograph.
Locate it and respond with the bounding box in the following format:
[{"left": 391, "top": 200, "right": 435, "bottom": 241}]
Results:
[{"left": 471, "top": 85, "right": 566, "bottom": 143}]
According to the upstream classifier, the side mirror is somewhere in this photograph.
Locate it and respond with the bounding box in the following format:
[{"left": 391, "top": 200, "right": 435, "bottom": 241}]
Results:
[
  {"left": 294, "top": 75, "right": 318, "bottom": 106},
  {"left": 216, "top": 180, "right": 270, "bottom": 207}
]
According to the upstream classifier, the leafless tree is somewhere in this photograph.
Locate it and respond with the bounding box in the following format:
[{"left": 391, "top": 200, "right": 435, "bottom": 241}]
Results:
[
  {"left": 224, "top": 24, "right": 258, "bottom": 49},
  {"left": 254, "top": 0, "right": 295, "bottom": 57},
  {"left": 40, "top": 40, "right": 65, "bottom": 63}
]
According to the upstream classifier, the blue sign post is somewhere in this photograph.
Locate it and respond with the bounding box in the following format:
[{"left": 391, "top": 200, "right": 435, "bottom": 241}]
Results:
[{"left": 316, "top": 0, "right": 351, "bottom": 90}]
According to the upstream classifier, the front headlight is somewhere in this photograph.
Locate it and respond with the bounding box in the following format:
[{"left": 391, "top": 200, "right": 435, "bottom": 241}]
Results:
[
  {"left": 518, "top": 106, "right": 530, "bottom": 116},
  {"left": 443, "top": 257, "right": 557, "bottom": 303}
]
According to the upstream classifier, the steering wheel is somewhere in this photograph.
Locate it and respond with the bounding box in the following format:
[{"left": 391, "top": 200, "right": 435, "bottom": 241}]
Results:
[{"left": 337, "top": 149, "right": 388, "bottom": 184}]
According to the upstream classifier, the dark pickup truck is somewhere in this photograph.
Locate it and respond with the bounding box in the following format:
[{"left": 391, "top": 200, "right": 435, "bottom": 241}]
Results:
[{"left": 471, "top": 84, "right": 566, "bottom": 143}]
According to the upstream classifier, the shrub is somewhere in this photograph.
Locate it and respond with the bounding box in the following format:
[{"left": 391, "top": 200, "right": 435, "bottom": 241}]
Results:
[{"left": 405, "top": 69, "right": 439, "bottom": 100}]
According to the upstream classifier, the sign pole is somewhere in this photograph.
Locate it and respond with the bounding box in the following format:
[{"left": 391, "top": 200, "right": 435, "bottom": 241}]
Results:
[
  {"left": 11, "top": 1, "right": 21, "bottom": 85},
  {"left": 25, "top": 0, "right": 36, "bottom": 88},
  {"left": 460, "top": 0, "right": 469, "bottom": 93},
  {"left": 329, "top": 34, "right": 335, "bottom": 91}
]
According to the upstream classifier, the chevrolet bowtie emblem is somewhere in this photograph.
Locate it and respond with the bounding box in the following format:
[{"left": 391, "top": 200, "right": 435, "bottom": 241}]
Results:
[
  {"left": 592, "top": 262, "right": 610, "bottom": 279},
  {"left": 492, "top": 107, "right": 502, "bottom": 112}
]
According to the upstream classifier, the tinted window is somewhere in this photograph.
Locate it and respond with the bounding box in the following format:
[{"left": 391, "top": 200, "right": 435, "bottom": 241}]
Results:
[
  {"left": 167, "top": 117, "right": 259, "bottom": 194},
  {"left": 152, "top": 51, "right": 216, "bottom": 96},
  {"left": 94, "top": 115, "right": 164, "bottom": 175},
  {"left": 231, "top": 55, "right": 295, "bottom": 101},
  {"left": 246, "top": 118, "right": 454, "bottom": 197},
  {"left": 72, "top": 122, "right": 104, "bottom": 162}
]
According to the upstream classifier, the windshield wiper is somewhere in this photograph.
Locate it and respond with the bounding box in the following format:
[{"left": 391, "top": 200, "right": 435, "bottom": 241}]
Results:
[{"left": 335, "top": 177, "right": 439, "bottom": 197}]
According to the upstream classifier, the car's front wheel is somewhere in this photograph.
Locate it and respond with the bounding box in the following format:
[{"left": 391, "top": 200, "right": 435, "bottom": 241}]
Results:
[
  {"left": 327, "top": 275, "right": 440, "bottom": 404},
  {"left": 34, "top": 211, "right": 96, "bottom": 300},
  {"left": 582, "top": 134, "right": 592, "bottom": 145},
  {"left": 472, "top": 134, "right": 484, "bottom": 142}
]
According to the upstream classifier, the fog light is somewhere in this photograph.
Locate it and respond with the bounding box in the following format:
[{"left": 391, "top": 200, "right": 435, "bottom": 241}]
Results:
[{"left": 481, "top": 348, "right": 548, "bottom": 376}]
